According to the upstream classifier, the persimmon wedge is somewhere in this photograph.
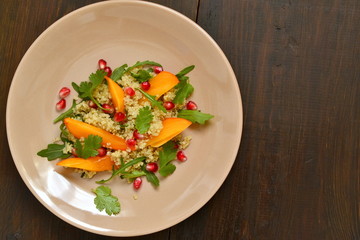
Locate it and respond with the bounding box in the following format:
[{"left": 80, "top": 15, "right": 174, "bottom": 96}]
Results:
[
  {"left": 147, "top": 118, "right": 192, "bottom": 147},
  {"left": 57, "top": 156, "right": 113, "bottom": 172},
  {"left": 64, "top": 118, "right": 127, "bottom": 150},
  {"left": 145, "top": 71, "right": 179, "bottom": 99},
  {"left": 105, "top": 76, "right": 125, "bottom": 113}
]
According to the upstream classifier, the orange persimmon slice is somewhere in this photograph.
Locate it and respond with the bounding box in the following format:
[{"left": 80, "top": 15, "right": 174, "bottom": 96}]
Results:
[
  {"left": 145, "top": 71, "right": 179, "bottom": 99},
  {"left": 146, "top": 118, "right": 192, "bottom": 147},
  {"left": 105, "top": 76, "right": 125, "bottom": 113},
  {"left": 64, "top": 118, "right": 127, "bottom": 150},
  {"left": 57, "top": 156, "right": 113, "bottom": 172}
]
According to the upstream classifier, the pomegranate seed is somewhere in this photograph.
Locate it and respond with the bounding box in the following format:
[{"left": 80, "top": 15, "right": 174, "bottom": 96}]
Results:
[
  {"left": 98, "top": 59, "right": 107, "bottom": 70},
  {"left": 133, "top": 130, "right": 146, "bottom": 140},
  {"left": 104, "top": 66, "right": 112, "bottom": 77},
  {"left": 177, "top": 151, "right": 187, "bottom": 162},
  {"left": 153, "top": 66, "right": 163, "bottom": 74},
  {"left": 88, "top": 100, "right": 98, "bottom": 109},
  {"left": 186, "top": 101, "right": 198, "bottom": 110},
  {"left": 71, "top": 148, "right": 78, "bottom": 157},
  {"left": 114, "top": 112, "right": 126, "bottom": 122},
  {"left": 174, "top": 143, "right": 179, "bottom": 149},
  {"left": 102, "top": 104, "right": 114, "bottom": 114},
  {"left": 125, "top": 87, "right": 135, "bottom": 97},
  {"left": 146, "top": 162, "right": 158, "bottom": 172},
  {"left": 97, "top": 147, "right": 107, "bottom": 157},
  {"left": 59, "top": 87, "right": 70, "bottom": 98},
  {"left": 163, "top": 101, "right": 175, "bottom": 110},
  {"left": 133, "top": 177, "right": 142, "bottom": 190},
  {"left": 126, "top": 139, "right": 136, "bottom": 150},
  {"left": 56, "top": 99, "right": 66, "bottom": 111},
  {"left": 141, "top": 81, "right": 151, "bottom": 90}
]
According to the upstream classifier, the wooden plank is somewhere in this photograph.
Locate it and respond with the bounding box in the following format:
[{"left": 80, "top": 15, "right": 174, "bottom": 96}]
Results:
[{"left": 169, "top": 0, "right": 360, "bottom": 239}]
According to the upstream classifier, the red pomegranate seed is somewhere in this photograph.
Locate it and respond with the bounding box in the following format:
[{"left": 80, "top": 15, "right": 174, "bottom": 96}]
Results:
[
  {"left": 133, "top": 130, "right": 146, "bottom": 140},
  {"left": 59, "top": 87, "right": 70, "bottom": 98},
  {"left": 104, "top": 66, "right": 112, "bottom": 77},
  {"left": 126, "top": 139, "right": 136, "bottom": 150},
  {"left": 114, "top": 112, "right": 126, "bottom": 122},
  {"left": 141, "top": 81, "right": 151, "bottom": 90},
  {"left": 125, "top": 87, "right": 135, "bottom": 97},
  {"left": 177, "top": 151, "right": 187, "bottom": 162},
  {"left": 71, "top": 148, "right": 78, "bottom": 157},
  {"left": 133, "top": 177, "right": 142, "bottom": 190},
  {"left": 163, "top": 101, "right": 175, "bottom": 110},
  {"left": 174, "top": 143, "right": 179, "bottom": 149},
  {"left": 146, "top": 162, "right": 158, "bottom": 172},
  {"left": 56, "top": 99, "right": 66, "bottom": 111},
  {"left": 97, "top": 147, "right": 107, "bottom": 157},
  {"left": 88, "top": 100, "right": 98, "bottom": 109},
  {"left": 98, "top": 59, "right": 107, "bottom": 70},
  {"left": 186, "top": 101, "right": 198, "bottom": 110},
  {"left": 102, "top": 104, "right": 115, "bottom": 114},
  {"left": 153, "top": 66, "right": 163, "bottom": 74}
]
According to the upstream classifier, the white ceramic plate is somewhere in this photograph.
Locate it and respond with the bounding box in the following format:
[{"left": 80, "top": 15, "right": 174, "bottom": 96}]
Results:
[{"left": 6, "top": 0, "right": 242, "bottom": 236}]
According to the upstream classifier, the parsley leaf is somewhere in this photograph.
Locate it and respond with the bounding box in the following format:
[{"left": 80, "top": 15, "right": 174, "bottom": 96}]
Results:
[
  {"left": 72, "top": 70, "right": 107, "bottom": 109},
  {"left": 127, "top": 60, "right": 162, "bottom": 73},
  {"left": 135, "top": 106, "right": 153, "bottom": 134},
  {"left": 131, "top": 69, "right": 152, "bottom": 83},
  {"left": 158, "top": 141, "right": 178, "bottom": 177},
  {"left": 173, "top": 80, "right": 194, "bottom": 104},
  {"left": 53, "top": 99, "right": 77, "bottom": 123},
  {"left": 111, "top": 64, "right": 128, "bottom": 81},
  {"left": 74, "top": 135, "right": 102, "bottom": 159},
  {"left": 37, "top": 143, "right": 71, "bottom": 161},
  {"left": 178, "top": 110, "right": 214, "bottom": 124},
  {"left": 93, "top": 186, "right": 120, "bottom": 216},
  {"left": 176, "top": 65, "right": 195, "bottom": 78},
  {"left": 137, "top": 88, "right": 167, "bottom": 113},
  {"left": 159, "top": 163, "right": 176, "bottom": 177}
]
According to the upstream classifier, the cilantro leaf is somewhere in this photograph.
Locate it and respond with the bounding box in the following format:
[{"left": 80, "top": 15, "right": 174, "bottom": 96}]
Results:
[
  {"left": 135, "top": 106, "right": 153, "bottom": 134},
  {"left": 74, "top": 135, "right": 102, "bottom": 159},
  {"left": 144, "top": 169, "right": 160, "bottom": 187},
  {"left": 176, "top": 65, "right": 195, "bottom": 78},
  {"left": 178, "top": 110, "right": 214, "bottom": 124},
  {"left": 93, "top": 186, "right": 120, "bottom": 216},
  {"left": 72, "top": 70, "right": 107, "bottom": 109},
  {"left": 137, "top": 88, "right": 167, "bottom": 113},
  {"left": 173, "top": 81, "right": 194, "bottom": 104},
  {"left": 131, "top": 69, "right": 152, "bottom": 83},
  {"left": 127, "top": 60, "right": 162, "bottom": 73},
  {"left": 159, "top": 163, "right": 176, "bottom": 177},
  {"left": 37, "top": 143, "right": 71, "bottom": 161},
  {"left": 111, "top": 64, "right": 128, "bottom": 81},
  {"left": 96, "top": 157, "right": 146, "bottom": 184},
  {"left": 53, "top": 99, "right": 77, "bottom": 123},
  {"left": 159, "top": 141, "right": 177, "bottom": 168}
]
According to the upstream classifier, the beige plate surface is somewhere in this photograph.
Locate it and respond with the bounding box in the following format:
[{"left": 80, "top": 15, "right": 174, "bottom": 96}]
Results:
[{"left": 6, "top": 0, "right": 243, "bottom": 237}]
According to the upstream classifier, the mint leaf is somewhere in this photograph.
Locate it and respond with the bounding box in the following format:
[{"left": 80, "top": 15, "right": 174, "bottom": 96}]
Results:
[
  {"left": 137, "top": 88, "right": 167, "bottom": 113},
  {"left": 176, "top": 65, "right": 195, "bottom": 78},
  {"left": 144, "top": 169, "right": 159, "bottom": 187},
  {"left": 131, "top": 69, "right": 152, "bottom": 83},
  {"left": 159, "top": 163, "right": 176, "bottom": 177},
  {"left": 93, "top": 186, "right": 120, "bottom": 216},
  {"left": 37, "top": 144, "right": 71, "bottom": 161},
  {"left": 53, "top": 99, "right": 77, "bottom": 123},
  {"left": 74, "top": 135, "right": 102, "bottom": 159},
  {"left": 178, "top": 110, "right": 214, "bottom": 124},
  {"left": 159, "top": 141, "right": 177, "bottom": 168},
  {"left": 173, "top": 81, "right": 194, "bottom": 104},
  {"left": 127, "top": 60, "right": 162, "bottom": 73},
  {"left": 135, "top": 106, "right": 153, "bottom": 134},
  {"left": 111, "top": 64, "right": 128, "bottom": 81}
]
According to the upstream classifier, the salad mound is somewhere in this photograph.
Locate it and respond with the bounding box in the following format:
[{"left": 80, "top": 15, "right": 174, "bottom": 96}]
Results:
[{"left": 38, "top": 60, "right": 213, "bottom": 215}]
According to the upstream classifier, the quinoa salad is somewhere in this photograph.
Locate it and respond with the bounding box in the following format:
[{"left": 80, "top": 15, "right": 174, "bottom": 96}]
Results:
[{"left": 38, "top": 59, "right": 213, "bottom": 215}]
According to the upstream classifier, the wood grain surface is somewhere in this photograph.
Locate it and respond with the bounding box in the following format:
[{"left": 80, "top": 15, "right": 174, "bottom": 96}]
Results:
[{"left": 1, "top": 0, "right": 360, "bottom": 239}]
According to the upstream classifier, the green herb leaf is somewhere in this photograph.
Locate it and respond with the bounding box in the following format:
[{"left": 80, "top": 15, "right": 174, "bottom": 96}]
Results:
[
  {"left": 178, "top": 110, "right": 214, "bottom": 124},
  {"left": 37, "top": 144, "right": 71, "bottom": 161},
  {"left": 135, "top": 106, "right": 153, "bottom": 134},
  {"left": 144, "top": 169, "right": 160, "bottom": 187},
  {"left": 159, "top": 141, "right": 177, "bottom": 168},
  {"left": 111, "top": 64, "right": 128, "bottom": 81},
  {"left": 131, "top": 69, "right": 152, "bottom": 83},
  {"left": 127, "top": 60, "right": 162, "bottom": 73},
  {"left": 137, "top": 88, "right": 167, "bottom": 113},
  {"left": 173, "top": 81, "right": 194, "bottom": 104},
  {"left": 53, "top": 99, "right": 77, "bottom": 123},
  {"left": 74, "top": 135, "right": 102, "bottom": 159},
  {"left": 93, "top": 186, "right": 120, "bottom": 216},
  {"left": 159, "top": 163, "right": 176, "bottom": 177},
  {"left": 96, "top": 157, "right": 146, "bottom": 184},
  {"left": 121, "top": 170, "right": 146, "bottom": 179},
  {"left": 176, "top": 65, "right": 195, "bottom": 78}
]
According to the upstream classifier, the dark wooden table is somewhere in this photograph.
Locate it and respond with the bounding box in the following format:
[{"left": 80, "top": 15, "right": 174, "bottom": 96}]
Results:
[{"left": 1, "top": 0, "right": 360, "bottom": 239}]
